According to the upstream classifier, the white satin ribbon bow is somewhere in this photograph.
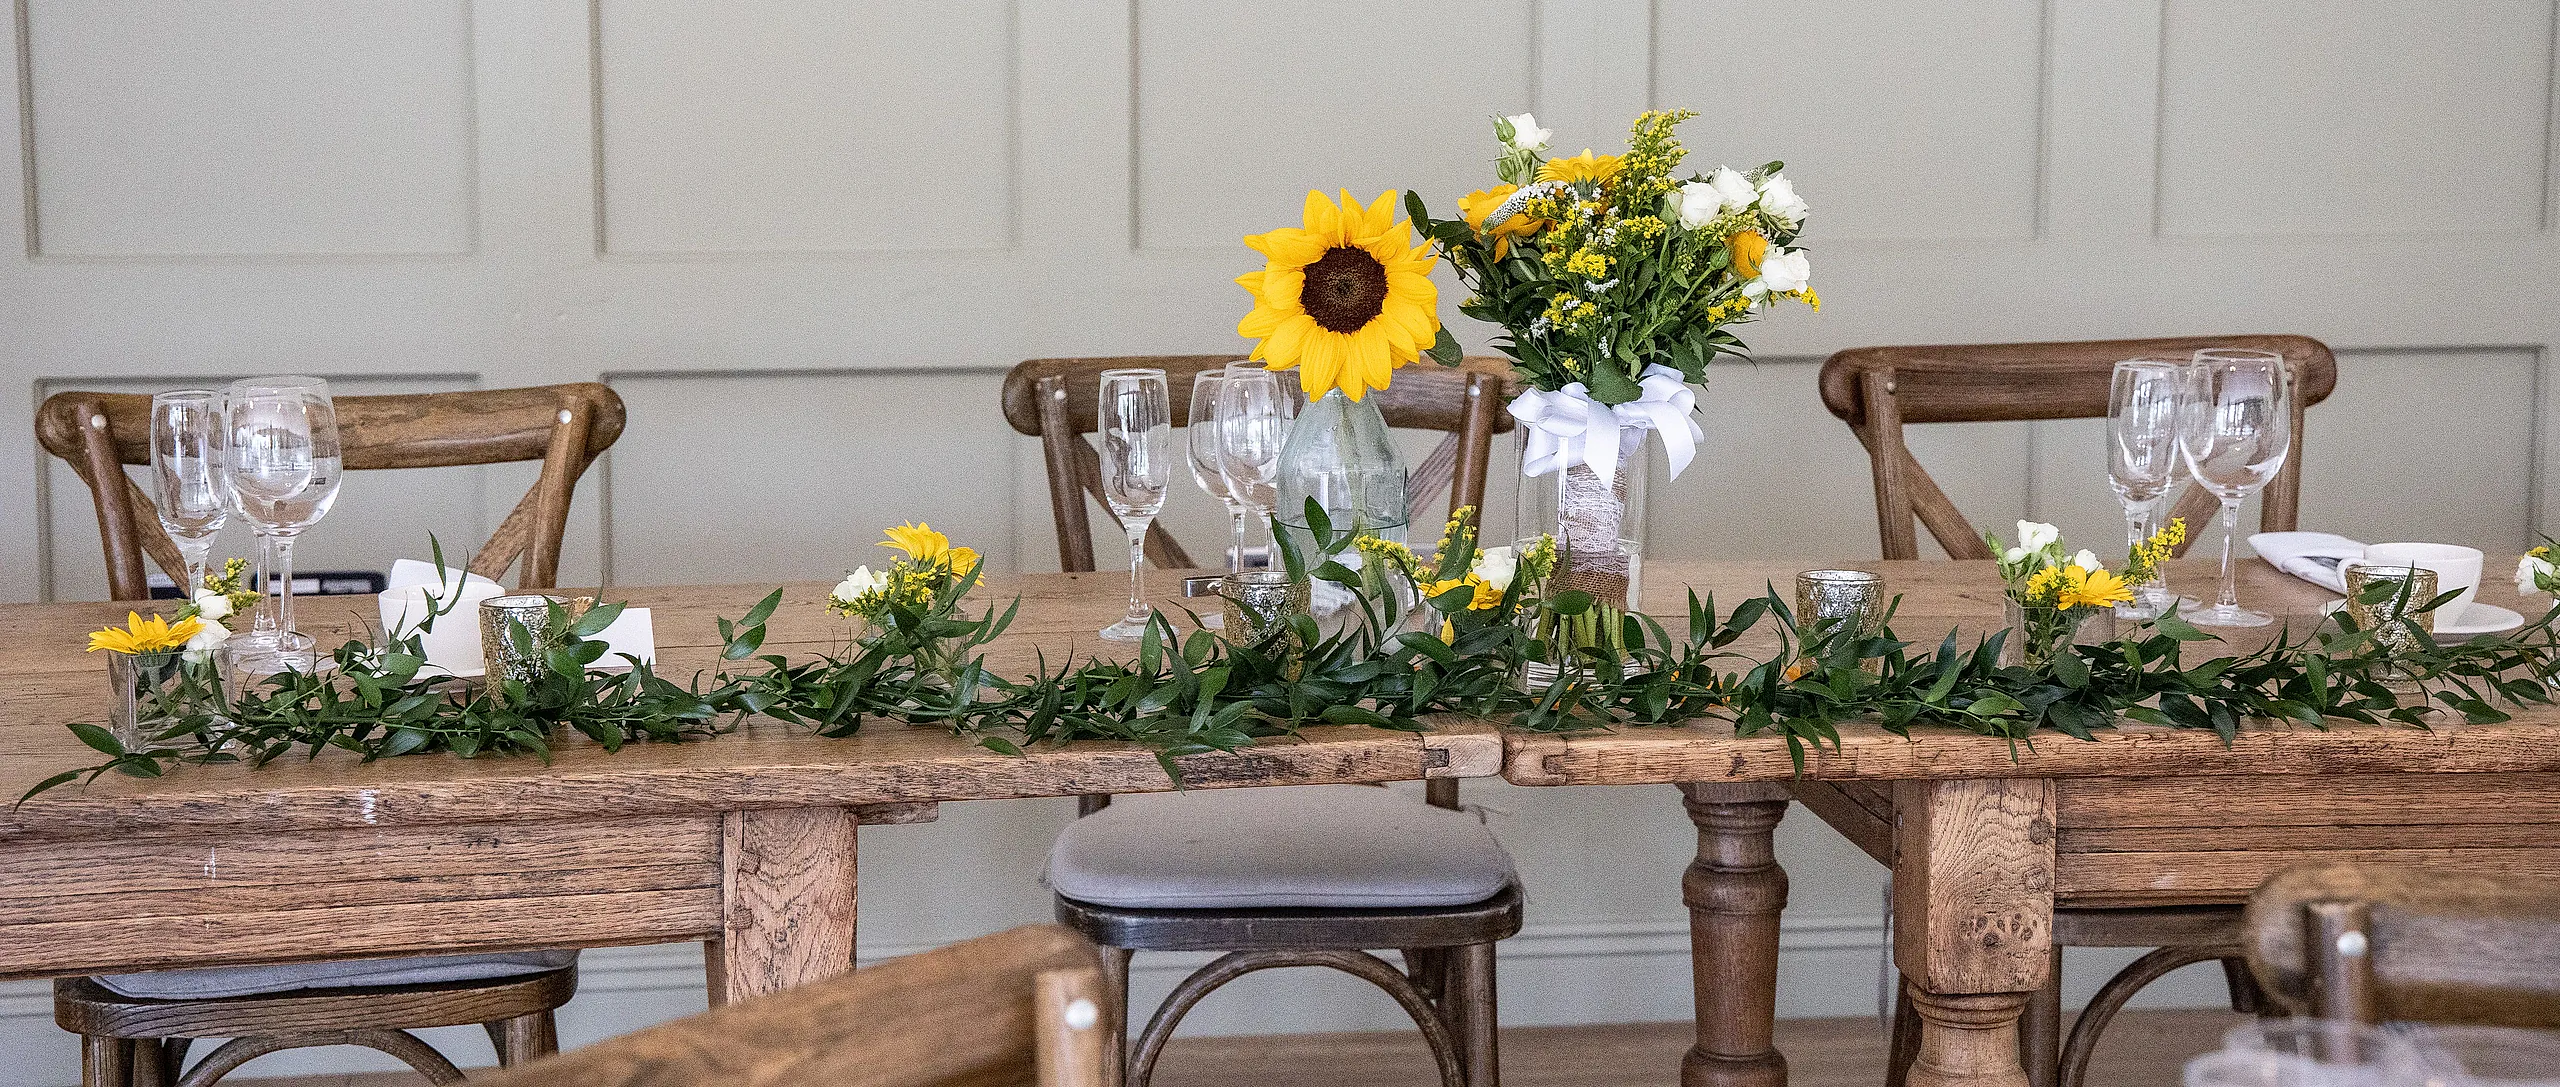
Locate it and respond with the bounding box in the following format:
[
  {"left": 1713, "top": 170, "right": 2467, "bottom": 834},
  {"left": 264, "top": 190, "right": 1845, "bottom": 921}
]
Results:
[{"left": 1508, "top": 364, "right": 1706, "bottom": 486}]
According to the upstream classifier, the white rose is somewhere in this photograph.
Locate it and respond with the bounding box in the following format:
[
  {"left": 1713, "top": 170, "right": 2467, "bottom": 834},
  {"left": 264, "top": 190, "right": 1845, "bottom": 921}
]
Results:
[
  {"left": 1469, "top": 546, "right": 1518, "bottom": 591},
  {"left": 184, "top": 617, "right": 230, "bottom": 662},
  {"left": 1674, "top": 181, "right": 1723, "bottom": 228},
  {"left": 2071, "top": 549, "right": 2103, "bottom": 573},
  {"left": 2520, "top": 555, "right": 2556, "bottom": 593},
  {"left": 1749, "top": 247, "right": 1811, "bottom": 294},
  {"left": 1501, "top": 112, "right": 1550, "bottom": 152},
  {"left": 1757, "top": 173, "right": 1808, "bottom": 223},
  {"left": 831, "top": 566, "right": 890, "bottom": 603},
  {"left": 1706, "top": 167, "right": 1758, "bottom": 213},
  {"left": 2016, "top": 521, "right": 2061, "bottom": 552},
  {"left": 2003, "top": 546, "right": 2030, "bottom": 565},
  {"left": 191, "top": 591, "right": 232, "bottom": 622}
]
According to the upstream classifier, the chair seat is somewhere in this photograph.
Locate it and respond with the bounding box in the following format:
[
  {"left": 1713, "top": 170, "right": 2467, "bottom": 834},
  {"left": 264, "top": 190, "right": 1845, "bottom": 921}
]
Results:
[
  {"left": 93, "top": 949, "right": 578, "bottom": 1000},
  {"left": 1046, "top": 785, "right": 1515, "bottom": 910}
]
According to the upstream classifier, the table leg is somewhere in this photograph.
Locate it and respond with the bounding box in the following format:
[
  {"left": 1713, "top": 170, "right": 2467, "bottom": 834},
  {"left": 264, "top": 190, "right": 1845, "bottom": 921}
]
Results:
[
  {"left": 705, "top": 806, "right": 860, "bottom": 1005},
  {"left": 1891, "top": 778, "right": 2056, "bottom": 1087},
  {"left": 1679, "top": 782, "right": 1792, "bottom": 1087}
]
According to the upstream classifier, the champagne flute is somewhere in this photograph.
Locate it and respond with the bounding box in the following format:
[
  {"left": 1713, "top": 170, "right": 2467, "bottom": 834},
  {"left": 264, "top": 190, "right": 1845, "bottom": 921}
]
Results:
[
  {"left": 2107, "top": 359, "right": 2184, "bottom": 619},
  {"left": 224, "top": 376, "right": 343, "bottom": 668},
  {"left": 1097, "top": 369, "right": 1172, "bottom": 642},
  {"left": 149, "top": 390, "right": 229, "bottom": 603},
  {"left": 2177, "top": 349, "right": 2291, "bottom": 628},
  {"left": 1188, "top": 370, "right": 1251, "bottom": 573},
  {"left": 1213, "top": 365, "right": 1294, "bottom": 567}
]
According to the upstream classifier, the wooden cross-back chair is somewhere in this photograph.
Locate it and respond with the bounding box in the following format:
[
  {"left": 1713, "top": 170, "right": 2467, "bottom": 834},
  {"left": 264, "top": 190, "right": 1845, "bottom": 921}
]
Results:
[
  {"left": 37, "top": 383, "right": 626, "bottom": 600},
  {"left": 1001, "top": 356, "right": 1514, "bottom": 572},
  {"left": 1817, "top": 335, "right": 2338, "bottom": 560},
  {"left": 475, "top": 925, "right": 1109, "bottom": 1087},
  {"left": 2245, "top": 863, "right": 2560, "bottom": 1028}
]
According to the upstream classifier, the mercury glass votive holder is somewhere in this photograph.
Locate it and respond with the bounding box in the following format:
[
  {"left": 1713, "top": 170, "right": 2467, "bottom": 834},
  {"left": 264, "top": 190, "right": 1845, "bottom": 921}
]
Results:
[
  {"left": 480, "top": 594, "right": 590, "bottom": 688},
  {"left": 1219, "top": 570, "right": 1309, "bottom": 648},
  {"left": 2342, "top": 563, "right": 2438, "bottom": 659},
  {"left": 1794, "top": 570, "right": 1885, "bottom": 674}
]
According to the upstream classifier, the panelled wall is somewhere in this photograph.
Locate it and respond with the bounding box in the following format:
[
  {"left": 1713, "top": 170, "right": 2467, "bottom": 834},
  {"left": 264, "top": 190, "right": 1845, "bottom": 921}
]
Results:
[{"left": 5, "top": 0, "right": 2558, "bottom": 1080}]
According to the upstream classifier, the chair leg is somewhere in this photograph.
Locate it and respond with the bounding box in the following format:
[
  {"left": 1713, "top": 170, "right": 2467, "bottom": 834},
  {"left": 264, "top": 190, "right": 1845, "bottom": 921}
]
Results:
[
  {"left": 1885, "top": 980, "right": 1920, "bottom": 1087},
  {"left": 160, "top": 1039, "right": 192, "bottom": 1086},
  {"left": 80, "top": 1036, "right": 130, "bottom": 1087},
  {"left": 1101, "top": 947, "right": 1133, "bottom": 1087},
  {"left": 2220, "top": 956, "right": 2268, "bottom": 1015},
  {"left": 490, "top": 1011, "right": 558, "bottom": 1067},
  {"left": 128, "top": 1036, "right": 167, "bottom": 1087},
  {"left": 1442, "top": 942, "right": 1499, "bottom": 1087},
  {"left": 2019, "top": 949, "right": 2063, "bottom": 1087}
]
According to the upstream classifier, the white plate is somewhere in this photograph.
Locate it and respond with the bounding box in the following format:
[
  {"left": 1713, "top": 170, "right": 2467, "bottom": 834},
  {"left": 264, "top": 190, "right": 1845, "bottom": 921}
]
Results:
[{"left": 2320, "top": 599, "right": 2526, "bottom": 639}]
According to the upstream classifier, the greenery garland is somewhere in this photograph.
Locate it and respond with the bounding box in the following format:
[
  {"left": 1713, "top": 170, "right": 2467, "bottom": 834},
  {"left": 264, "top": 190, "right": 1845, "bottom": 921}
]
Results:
[{"left": 30, "top": 517, "right": 2560, "bottom": 804}]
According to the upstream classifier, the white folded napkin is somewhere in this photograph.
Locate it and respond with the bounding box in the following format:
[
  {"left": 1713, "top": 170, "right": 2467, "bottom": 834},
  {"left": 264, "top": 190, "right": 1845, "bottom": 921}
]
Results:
[
  {"left": 379, "top": 562, "right": 506, "bottom": 675},
  {"left": 2247, "top": 532, "right": 2365, "bottom": 595},
  {"left": 592, "top": 607, "right": 656, "bottom": 667}
]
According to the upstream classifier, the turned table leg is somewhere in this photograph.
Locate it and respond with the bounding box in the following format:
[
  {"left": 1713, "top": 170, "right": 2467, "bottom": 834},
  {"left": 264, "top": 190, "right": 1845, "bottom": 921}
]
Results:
[
  {"left": 1891, "top": 778, "right": 2056, "bottom": 1087},
  {"left": 1679, "top": 782, "right": 1792, "bottom": 1087},
  {"left": 705, "top": 806, "right": 860, "bottom": 1005}
]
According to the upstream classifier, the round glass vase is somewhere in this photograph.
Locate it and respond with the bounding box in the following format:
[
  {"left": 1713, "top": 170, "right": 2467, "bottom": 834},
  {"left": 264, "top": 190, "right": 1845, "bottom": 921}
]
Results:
[
  {"left": 2000, "top": 598, "right": 2117, "bottom": 668},
  {"left": 1517, "top": 421, "right": 1651, "bottom": 613},
  {"left": 107, "top": 649, "right": 212, "bottom": 752},
  {"left": 1274, "top": 388, "right": 1410, "bottom": 555}
]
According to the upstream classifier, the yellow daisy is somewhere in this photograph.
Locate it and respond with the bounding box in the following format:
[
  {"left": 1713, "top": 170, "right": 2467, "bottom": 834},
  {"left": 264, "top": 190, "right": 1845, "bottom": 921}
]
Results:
[
  {"left": 2062, "top": 567, "right": 2134, "bottom": 610},
  {"left": 1536, "top": 150, "right": 1623, "bottom": 186},
  {"left": 87, "top": 611, "right": 201, "bottom": 655},
  {"left": 946, "top": 546, "right": 980, "bottom": 576},
  {"left": 880, "top": 522, "right": 952, "bottom": 563},
  {"left": 1236, "top": 189, "right": 1443, "bottom": 402}
]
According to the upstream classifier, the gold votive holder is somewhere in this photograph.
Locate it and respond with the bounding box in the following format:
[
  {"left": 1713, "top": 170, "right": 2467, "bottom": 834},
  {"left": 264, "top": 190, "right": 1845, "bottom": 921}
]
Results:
[
  {"left": 479, "top": 594, "right": 591, "bottom": 688},
  {"left": 2342, "top": 563, "right": 2438, "bottom": 657},
  {"left": 1219, "top": 570, "right": 1309, "bottom": 647}
]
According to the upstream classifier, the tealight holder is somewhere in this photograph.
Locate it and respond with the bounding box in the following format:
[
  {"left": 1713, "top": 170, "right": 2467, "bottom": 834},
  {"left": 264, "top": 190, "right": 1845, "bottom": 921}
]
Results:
[
  {"left": 480, "top": 594, "right": 591, "bottom": 689},
  {"left": 1794, "top": 570, "right": 1885, "bottom": 674},
  {"left": 1219, "top": 570, "right": 1309, "bottom": 648},
  {"left": 2342, "top": 563, "right": 2438, "bottom": 670}
]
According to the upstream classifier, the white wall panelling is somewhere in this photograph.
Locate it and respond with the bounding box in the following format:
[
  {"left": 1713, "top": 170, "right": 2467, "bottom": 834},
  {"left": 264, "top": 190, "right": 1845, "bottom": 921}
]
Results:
[{"left": 7, "top": 0, "right": 2560, "bottom": 1080}]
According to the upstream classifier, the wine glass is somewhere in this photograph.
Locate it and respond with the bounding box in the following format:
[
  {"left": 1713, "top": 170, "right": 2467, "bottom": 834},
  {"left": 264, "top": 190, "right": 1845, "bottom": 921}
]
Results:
[
  {"left": 149, "top": 390, "right": 229, "bottom": 603},
  {"left": 2107, "top": 359, "right": 2185, "bottom": 619},
  {"left": 224, "top": 376, "right": 343, "bottom": 668},
  {"left": 1188, "top": 370, "right": 1250, "bottom": 573},
  {"left": 1213, "top": 364, "right": 1295, "bottom": 566},
  {"left": 1097, "top": 369, "right": 1172, "bottom": 642},
  {"left": 2177, "top": 349, "right": 2292, "bottom": 628}
]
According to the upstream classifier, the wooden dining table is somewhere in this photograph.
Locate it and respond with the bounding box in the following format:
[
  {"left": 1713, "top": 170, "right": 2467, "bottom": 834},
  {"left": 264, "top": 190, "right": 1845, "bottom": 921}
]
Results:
[{"left": 7, "top": 557, "right": 2558, "bottom": 1087}]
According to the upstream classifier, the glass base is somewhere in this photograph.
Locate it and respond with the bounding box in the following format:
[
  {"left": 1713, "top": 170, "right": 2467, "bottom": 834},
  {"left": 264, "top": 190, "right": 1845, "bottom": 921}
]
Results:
[
  {"left": 223, "top": 630, "right": 319, "bottom": 674},
  {"left": 1098, "top": 616, "right": 1148, "bottom": 642},
  {"left": 2183, "top": 602, "right": 2273, "bottom": 628}
]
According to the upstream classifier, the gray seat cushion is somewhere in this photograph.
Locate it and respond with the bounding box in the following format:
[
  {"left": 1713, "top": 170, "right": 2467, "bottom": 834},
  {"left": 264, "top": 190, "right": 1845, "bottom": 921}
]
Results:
[
  {"left": 1046, "top": 785, "right": 1515, "bottom": 910},
  {"left": 94, "top": 949, "right": 578, "bottom": 1000}
]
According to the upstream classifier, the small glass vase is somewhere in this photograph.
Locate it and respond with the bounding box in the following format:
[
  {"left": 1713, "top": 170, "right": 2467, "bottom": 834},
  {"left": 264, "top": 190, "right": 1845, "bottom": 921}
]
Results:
[
  {"left": 107, "top": 650, "right": 218, "bottom": 752},
  {"left": 1274, "top": 388, "right": 1410, "bottom": 558},
  {"left": 1518, "top": 420, "right": 1651, "bottom": 612},
  {"left": 2000, "top": 598, "right": 2117, "bottom": 668}
]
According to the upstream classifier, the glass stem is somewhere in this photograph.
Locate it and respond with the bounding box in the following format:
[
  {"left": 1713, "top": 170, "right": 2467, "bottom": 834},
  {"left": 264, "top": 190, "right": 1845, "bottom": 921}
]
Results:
[
  {"left": 1124, "top": 520, "right": 1151, "bottom": 627},
  {"left": 2216, "top": 499, "right": 2243, "bottom": 610},
  {"left": 1228, "top": 508, "right": 1248, "bottom": 574},
  {"left": 273, "top": 535, "right": 298, "bottom": 641},
  {"left": 251, "top": 532, "right": 278, "bottom": 635},
  {"left": 177, "top": 539, "right": 211, "bottom": 604}
]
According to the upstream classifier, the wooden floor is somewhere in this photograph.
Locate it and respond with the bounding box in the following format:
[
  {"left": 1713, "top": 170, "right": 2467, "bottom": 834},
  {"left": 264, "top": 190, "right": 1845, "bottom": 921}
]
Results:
[{"left": 240, "top": 1008, "right": 2245, "bottom": 1086}]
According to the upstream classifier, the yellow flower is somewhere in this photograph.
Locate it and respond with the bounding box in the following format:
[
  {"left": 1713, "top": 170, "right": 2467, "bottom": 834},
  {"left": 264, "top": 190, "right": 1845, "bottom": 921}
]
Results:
[
  {"left": 880, "top": 522, "right": 952, "bottom": 563},
  {"left": 1728, "top": 230, "right": 1768, "bottom": 279},
  {"left": 1536, "top": 150, "right": 1623, "bottom": 186},
  {"left": 1420, "top": 577, "right": 1469, "bottom": 603},
  {"left": 87, "top": 611, "right": 201, "bottom": 655},
  {"left": 1458, "top": 185, "right": 1542, "bottom": 260},
  {"left": 946, "top": 546, "right": 979, "bottom": 576},
  {"left": 2062, "top": 567, "right": 2134, "bottom": 610},
  {"left": 2023, "top": 566, "right": 2066, "bottom": 604},
  {"left": 1467, "top": 575, "right": 1504, "bottom": 610},
  {"left": 1439, "top": 618, "right": 1457, "bottom": 643},
  {"left": 1236, "top": 189, "right": 1444, "bottom": 402}
]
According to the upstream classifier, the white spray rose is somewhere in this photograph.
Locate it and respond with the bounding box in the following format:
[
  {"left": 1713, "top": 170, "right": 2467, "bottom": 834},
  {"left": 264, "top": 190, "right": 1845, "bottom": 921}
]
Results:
[
  {"left": 2071, "top": 549, "right": 2103, "bottom": 573},
  {"left": 191, "top": 591, "right": 232, "bottom": 622},
  {"left": 1754, "top": 248, "right": 1811, "bottom": 294},
  {"left": 1674, "top": 181, "right": 1724, "bottom": 228},
  {"left": 1469, "top": 546, "right": 1518, "bottom": 591},
  {"left": 1757, "top": 172, "right": 1808, "bottom": 223},
  {"left": 1501, "top": 113, "right": 1550, "bottom": 152},
  {"left": 184, "top": 617, "right": 231, "bottom": 662},
  {"left": 2520, "top": 554, "right": 2556, "bottom": 594},
  {"left": 832, "top": 566, "right": 890, "bottom": 604},
  {"left": 1706, "top": 167, "right": 1758, "bottom": 213},
  {"left": 2016, "top": 521, "right": 2061, "bottom": 552}
]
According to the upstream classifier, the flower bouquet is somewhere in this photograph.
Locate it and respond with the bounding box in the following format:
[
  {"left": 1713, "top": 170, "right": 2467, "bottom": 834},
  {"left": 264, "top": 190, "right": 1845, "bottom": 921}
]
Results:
[
  {"left": 82, "top": 560, "right": 251, "bottom": 751},
  {"left": 825, "top": 522, "right": 1001, "bottom": 687},
  {"left": 1990, "top": 521, "right": 2137, "bottom": 666},
  {"left": 1404, "top": 108, "right": 1818, "bottom": 641}
]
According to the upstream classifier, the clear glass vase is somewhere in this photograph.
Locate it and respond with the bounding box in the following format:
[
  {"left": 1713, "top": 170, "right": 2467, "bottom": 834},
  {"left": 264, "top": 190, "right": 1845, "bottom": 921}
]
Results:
[
  {"left": 1517, "top": 422, "right": 1650, "bottom": 611},
  {"left": 107, "top": 650, "right": 222, "bottom": 752},
  {"left": 2000, "top": 598, "right": 2118, "bottom": 668},
  {"left": 1274, "top": 387, "right": 1409, "bottom": 563}
]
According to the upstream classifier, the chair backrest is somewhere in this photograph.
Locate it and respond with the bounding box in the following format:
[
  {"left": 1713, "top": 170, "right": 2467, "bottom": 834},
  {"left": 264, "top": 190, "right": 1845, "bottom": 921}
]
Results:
[
  {"left": 37, "top": 383, "right": 625, "bottom": 599},
  {"left": 476, "top": 924, "right": 1110, "bottom": 1087},
  {"left": 1001, "top": 356, "right": 1515, "bottom": 573},
  {"left": 1816, "top": 335, "right": 2338, "bottom": 560},
  {"left": 2243, "top": 862, "right": 2560, "bottom": 1029}
]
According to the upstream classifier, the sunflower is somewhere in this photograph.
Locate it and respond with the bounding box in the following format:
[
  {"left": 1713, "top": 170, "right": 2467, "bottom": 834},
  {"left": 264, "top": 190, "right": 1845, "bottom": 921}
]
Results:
[
  {"left": 1458, "top": 185, "right": 1542, "bottom": 260},
  {"left": 87, "top": 611, "right": 201, "bottom": 655},
  {"left": 1237, "top": 189, "right": 1443, "bottom": 401},
  {"left": 1536, "top": 150, "right": 1623, "bottom": 186}
]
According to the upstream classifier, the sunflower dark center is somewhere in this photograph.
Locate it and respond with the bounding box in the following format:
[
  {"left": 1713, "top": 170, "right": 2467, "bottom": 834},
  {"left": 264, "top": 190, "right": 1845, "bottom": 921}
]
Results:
[{"left": 1302, "top": 246, "right": 1389, "bottom": 333}]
